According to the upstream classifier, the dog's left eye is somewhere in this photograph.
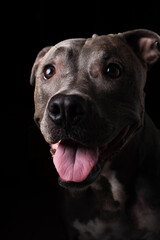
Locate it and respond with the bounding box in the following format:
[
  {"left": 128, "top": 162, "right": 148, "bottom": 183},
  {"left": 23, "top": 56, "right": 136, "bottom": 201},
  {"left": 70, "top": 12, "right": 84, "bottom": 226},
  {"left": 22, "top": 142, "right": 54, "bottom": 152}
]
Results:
[
  {"left": 106, "top": 63, "right": 121, "bottom": 79},
  {"left": 43, "top": 65, "right": 56, "bottom": 80}
]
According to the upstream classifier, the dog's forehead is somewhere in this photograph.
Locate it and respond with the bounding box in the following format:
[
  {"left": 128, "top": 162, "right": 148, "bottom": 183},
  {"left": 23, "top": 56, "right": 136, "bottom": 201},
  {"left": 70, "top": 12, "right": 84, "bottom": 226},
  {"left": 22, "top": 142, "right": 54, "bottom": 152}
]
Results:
[
  {"left": 80, "top": 34, "right": 123, "bottom": 58},
  {"left": 85, "top": 34, "right": 118, "bottom": 47},
  {"left": 54, "top": 38, "right": 86, "bottom": 49},
  {"left": 41, "top": 38, "right": 86, "bottom": 64},
  {"left": 56, "top": 34, "right": 120, "bottom": 51},
  {"left": 45, "top": 34, "right": 122, "bottom": 61}
]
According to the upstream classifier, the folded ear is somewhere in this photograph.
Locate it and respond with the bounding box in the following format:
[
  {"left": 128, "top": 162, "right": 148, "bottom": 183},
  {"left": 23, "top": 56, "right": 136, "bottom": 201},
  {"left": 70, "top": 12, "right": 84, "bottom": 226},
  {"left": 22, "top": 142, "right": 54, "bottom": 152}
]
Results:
[
  {"left": 119, "top": 29, "right": 160, "bottom": 67},
  {"left": 30, "top": 46, "right": 52, "bottom": 85}
]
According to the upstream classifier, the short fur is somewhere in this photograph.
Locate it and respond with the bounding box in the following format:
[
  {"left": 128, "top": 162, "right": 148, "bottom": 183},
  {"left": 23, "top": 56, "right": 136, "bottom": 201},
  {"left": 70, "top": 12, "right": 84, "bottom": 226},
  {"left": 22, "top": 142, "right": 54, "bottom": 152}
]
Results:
[{"left": 30, "top": 29, "right": 160, "bottom": 239}]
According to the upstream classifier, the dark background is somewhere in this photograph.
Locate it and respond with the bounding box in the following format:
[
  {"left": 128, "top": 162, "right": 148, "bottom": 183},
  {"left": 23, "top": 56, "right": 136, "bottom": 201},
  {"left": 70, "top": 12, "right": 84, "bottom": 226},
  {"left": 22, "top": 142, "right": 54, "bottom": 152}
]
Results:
[{"left": 2, "top": 2, "right": 160, "bottom": 239}]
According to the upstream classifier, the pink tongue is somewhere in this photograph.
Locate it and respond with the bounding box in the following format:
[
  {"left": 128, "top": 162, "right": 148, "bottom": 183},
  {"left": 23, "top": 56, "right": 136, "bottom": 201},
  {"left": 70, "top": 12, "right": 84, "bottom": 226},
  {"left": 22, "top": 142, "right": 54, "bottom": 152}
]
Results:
[{"left": 51, "top": 141, "right": 98, "bottom": 182}]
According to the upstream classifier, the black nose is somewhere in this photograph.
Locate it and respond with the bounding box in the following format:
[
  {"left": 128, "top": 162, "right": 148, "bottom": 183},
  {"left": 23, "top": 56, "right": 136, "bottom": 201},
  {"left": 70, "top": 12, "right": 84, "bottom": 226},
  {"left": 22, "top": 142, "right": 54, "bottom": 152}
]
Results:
[{"left": 48, "top": 94, "right": 87, "bottom": 127}]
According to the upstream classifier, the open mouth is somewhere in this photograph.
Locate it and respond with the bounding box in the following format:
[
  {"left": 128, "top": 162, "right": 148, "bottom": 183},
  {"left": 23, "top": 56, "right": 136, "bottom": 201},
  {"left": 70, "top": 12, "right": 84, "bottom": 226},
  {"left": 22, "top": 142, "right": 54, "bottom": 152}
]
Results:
[{"left": 50, "top": 125, "right": 131, "bottom": 189}]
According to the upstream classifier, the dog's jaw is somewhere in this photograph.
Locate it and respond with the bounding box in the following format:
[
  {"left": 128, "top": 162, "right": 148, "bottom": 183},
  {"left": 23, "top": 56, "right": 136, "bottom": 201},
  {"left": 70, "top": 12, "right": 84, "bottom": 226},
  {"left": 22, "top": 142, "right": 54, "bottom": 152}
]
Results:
[{"left": 50, "top": 125, "right": 133, "bottom": 190}]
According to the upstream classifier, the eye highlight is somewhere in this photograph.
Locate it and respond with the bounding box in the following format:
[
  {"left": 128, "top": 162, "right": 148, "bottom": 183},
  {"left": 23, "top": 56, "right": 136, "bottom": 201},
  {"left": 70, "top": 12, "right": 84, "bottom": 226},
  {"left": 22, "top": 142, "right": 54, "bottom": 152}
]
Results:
[
  {"left": 105, "top": 63, "right": 121, "bottom": 79},
  {"left": 43, "top": 65, "right": 56, "bottom": 80}
]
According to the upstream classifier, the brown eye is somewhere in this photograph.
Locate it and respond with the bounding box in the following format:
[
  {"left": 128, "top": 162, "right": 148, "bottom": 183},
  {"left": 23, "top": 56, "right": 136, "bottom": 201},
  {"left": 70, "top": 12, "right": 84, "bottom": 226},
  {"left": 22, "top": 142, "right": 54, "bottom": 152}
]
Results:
[
  {"left": 106, "top": 63, "right": 121, "bottom": 79},
  {"left": 43, "top": 65, "right": 56, "bottom": 80}
]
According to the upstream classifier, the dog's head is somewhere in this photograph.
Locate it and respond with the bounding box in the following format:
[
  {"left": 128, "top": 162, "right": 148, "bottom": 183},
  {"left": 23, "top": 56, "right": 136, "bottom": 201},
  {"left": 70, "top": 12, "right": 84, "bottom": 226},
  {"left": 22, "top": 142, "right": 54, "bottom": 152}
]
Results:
[{"left": 30, "top": 29, "right": 160, "bottom": 189}]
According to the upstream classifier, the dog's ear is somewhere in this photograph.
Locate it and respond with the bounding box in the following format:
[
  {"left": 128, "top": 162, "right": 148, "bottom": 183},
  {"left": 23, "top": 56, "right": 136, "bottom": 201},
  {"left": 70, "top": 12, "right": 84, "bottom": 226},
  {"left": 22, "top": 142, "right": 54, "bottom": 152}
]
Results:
[
  {"left": 30, "top": 46, "right": 52, "bottom": 86},
  {"left": 119, "top": 29, "right": 160, "bottom": 67}
]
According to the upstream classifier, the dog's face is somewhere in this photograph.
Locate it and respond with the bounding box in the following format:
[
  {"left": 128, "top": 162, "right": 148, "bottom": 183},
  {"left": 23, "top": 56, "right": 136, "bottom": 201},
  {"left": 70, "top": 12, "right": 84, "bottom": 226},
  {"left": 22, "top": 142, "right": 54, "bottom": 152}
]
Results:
[{"left": 30, "top": 29, "right": 160, "bottom": 189}]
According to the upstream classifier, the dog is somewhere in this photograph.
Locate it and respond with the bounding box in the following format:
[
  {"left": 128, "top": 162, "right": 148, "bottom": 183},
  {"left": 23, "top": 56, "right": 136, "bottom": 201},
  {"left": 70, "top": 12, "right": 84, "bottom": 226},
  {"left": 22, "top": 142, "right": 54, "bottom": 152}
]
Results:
[{"left": 30, "top": 29, "right": 160, "bottom": 239}]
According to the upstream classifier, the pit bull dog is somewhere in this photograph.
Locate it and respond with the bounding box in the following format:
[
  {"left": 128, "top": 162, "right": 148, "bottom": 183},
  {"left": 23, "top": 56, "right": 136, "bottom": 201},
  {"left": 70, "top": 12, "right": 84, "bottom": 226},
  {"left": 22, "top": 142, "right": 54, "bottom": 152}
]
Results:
[{"left": 30, "top": 29, "right": 160, "bottom": 239}]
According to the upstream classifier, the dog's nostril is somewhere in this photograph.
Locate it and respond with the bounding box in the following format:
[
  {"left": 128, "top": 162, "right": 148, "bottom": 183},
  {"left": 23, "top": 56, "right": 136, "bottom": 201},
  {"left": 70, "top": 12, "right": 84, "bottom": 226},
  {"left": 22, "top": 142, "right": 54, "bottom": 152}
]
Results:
[
  {"left": 49, "top": 103, "right": 63, "bottom": 124},
  {"left": 48, "top": 98, "right": 64, "bottom": 125},
  {"left": 52, "top": 103, "right": 61, "bottom": 116},
  {"left": 67, "top": 103, "right": 84, "bottom": 123}
]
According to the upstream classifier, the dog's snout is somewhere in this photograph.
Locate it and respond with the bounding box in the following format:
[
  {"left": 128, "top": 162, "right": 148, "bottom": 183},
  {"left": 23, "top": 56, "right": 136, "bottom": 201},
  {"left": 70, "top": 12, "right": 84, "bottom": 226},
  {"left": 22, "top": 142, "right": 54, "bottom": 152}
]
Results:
[{"left": 48, "top": 94, "right": 87, "bottom": 127}]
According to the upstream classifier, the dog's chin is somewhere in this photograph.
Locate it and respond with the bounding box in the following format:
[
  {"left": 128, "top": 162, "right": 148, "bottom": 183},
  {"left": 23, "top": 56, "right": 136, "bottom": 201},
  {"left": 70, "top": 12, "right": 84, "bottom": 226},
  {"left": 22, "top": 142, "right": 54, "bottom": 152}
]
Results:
[{"left": 49, "top": 124, "right": 139, "bottom": 191}]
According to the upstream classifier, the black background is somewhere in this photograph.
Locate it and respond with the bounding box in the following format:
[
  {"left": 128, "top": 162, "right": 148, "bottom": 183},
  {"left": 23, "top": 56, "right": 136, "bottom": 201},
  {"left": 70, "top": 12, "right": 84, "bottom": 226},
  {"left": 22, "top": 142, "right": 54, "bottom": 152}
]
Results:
[{"left": 2, "top": 2, "right": 160, "bottom": 239}]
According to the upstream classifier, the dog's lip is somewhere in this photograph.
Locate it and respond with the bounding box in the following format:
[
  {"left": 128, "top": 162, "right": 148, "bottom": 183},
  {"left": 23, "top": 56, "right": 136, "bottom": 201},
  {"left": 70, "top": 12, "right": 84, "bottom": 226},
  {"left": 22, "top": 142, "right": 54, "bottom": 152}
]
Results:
[
  {"left": 99, "top": 125, "right": 131, "bottom": 159},
  {"left": 50, "top": 125, "right": 130, "bottom": 153},
  {"left": 50, "top": 125, "right": 131, "bottom": 190}
]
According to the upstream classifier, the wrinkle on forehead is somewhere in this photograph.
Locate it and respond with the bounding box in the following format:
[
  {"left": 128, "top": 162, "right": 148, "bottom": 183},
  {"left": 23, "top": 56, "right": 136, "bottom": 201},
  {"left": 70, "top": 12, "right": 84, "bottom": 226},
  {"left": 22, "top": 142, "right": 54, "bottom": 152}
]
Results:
[
  {"left": 54, "top": 38, "right": 86, "bottom": 48},
  {"left": 40, "top": 34, "right": 120, "bottom": 68},
  {"left": 40, "top": 38, "right": 86, "bottom": 66}
]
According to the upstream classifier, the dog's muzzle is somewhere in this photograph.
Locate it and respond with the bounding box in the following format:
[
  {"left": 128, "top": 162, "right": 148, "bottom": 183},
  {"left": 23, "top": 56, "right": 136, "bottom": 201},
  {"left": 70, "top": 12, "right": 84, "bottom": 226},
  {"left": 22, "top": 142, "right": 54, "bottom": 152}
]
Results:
[
  {"left": 47, "top": 94, "right": 100, "bottom": 185},
  {"left": 47, "top": 94, "right": 133, "bottom": 189}
]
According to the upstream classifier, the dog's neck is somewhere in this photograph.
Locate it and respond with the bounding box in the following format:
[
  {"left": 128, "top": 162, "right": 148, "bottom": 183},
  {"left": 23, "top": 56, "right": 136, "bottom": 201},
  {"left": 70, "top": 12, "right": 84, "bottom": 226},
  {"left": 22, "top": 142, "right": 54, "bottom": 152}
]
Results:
[{"left": 92, "top": 113, "right": 160, "bottom": 209}]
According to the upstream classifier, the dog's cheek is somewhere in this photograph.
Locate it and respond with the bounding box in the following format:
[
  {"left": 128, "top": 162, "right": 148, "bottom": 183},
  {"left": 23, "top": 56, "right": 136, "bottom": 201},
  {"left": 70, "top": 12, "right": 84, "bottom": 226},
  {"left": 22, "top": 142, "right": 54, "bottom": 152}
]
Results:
[{"left": 40, "top": 114, "right": 53, "bottom": 144}]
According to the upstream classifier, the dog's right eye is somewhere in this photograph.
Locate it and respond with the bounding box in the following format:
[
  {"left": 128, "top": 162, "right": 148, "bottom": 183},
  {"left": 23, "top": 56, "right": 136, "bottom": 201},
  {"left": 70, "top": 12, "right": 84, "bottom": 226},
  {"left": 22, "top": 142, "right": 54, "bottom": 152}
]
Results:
[
  {"left": 43, "top": 65, "right": 56, "bottom": 80},
  {"left": 105, "top": 63, "right": 121, "bottom": 79}
]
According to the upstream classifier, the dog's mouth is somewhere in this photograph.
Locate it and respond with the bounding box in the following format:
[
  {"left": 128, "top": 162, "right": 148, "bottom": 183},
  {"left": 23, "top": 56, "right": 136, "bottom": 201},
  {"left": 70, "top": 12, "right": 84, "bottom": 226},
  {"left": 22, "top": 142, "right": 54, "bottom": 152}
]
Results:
[
  {"left": 50, "top": 125, "right": 134, "bottom": 190},
  {"left": 51, "top": 139, "right": 100, "bottom": 190}
]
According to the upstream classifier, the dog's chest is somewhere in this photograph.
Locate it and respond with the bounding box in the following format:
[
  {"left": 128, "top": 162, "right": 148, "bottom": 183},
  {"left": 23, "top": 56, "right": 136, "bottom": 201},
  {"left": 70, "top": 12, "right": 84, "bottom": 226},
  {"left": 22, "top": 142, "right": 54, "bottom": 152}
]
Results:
[
  {"left": 68, "top": 173, "right": 160, "bottom": 240},
  {"left": 73, "top": 210, "right": 129, "bottom": 240},
  {"left": 68, "top": 173, "right": 129, "bottom": 239}
]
